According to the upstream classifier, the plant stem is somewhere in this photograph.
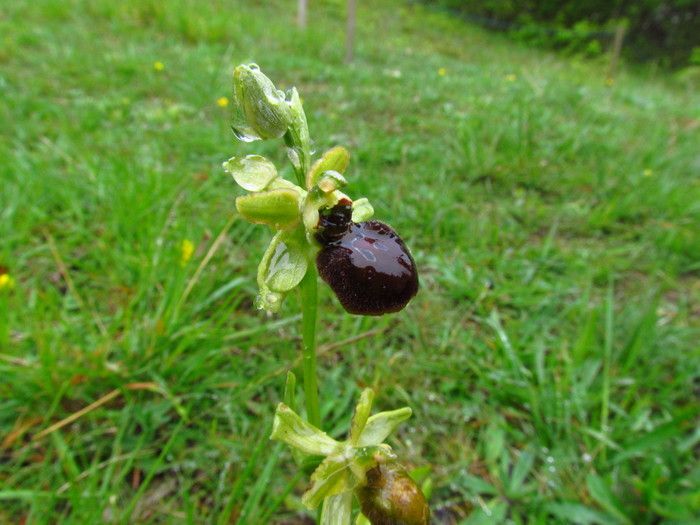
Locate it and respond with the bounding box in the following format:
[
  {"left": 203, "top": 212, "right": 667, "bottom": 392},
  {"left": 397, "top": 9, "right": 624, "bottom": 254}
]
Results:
[{"left": 300, "top": 264, "right": 321, "bottom": 428}]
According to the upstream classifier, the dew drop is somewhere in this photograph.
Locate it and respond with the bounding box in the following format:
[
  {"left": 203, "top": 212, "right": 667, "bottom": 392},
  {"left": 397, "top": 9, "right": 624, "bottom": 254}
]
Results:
[
  {"left": 287, "top": 148, "right": 301, "bottom": 171},
  {"left": 232, "top": 125, "right": 260, "bottom": 143}
]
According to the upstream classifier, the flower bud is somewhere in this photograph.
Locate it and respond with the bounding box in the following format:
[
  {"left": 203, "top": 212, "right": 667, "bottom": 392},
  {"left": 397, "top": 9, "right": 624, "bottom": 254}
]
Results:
[
  {"left": 232, "top": 64, "right": 292, "bottom": 141},
  {"left": 315, "top": 203, "right": 419, "bottom": 316},
  {"left": 356, "top": 463, "right": 430, "bottom": 525}
]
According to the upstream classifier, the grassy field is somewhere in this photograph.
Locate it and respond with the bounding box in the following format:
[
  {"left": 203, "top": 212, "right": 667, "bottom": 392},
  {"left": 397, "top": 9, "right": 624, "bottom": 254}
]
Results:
[{"left": 1, "top": 0, "right": 699, "bottom": 523}]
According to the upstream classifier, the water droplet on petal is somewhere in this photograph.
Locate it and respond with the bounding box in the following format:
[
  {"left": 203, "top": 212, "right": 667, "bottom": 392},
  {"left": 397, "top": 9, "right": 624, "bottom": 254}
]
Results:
[
  {"left": 287, "top": 148, "right": 301, "bottom": 171},
  {"left": 232, "top": 125, "right": 261, "bottom": 143}
]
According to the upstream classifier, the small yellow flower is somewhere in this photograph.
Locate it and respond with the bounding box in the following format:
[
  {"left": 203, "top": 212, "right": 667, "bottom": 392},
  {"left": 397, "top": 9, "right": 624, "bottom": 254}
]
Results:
[
  {"left": 643, "top": 168, "right": 653, "bottom": 177},
  {"left": 153, "top": 61, "right": 165, "bottom": 72},
  {"left": 605, "top": 77, "right": 615, "bottom": 87},
  {"left": 180, "top": 239, "right": 195, "bottom": 266},
  {"left": 0, "top": 274, "right": 15, "bottom": 290},
  {"left": 437, "top": 67, "right": 447, "bottom": 77},
  {"left": 217, "top": 96, "right": 229, "bottom": 108},
  {"left": 505, "top": 73, "right": 517, "bottom": 82}
]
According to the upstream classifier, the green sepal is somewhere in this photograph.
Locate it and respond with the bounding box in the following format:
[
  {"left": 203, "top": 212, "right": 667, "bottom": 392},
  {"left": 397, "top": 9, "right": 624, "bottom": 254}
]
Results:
[
  {"left": 270, "top": 403, "right": 341, "bottom": 457},
  {"left": 223, "top": 154, "right": 277, "bottom": 191},
  {"left": 307, "top": 146, "right": 350, "bottom": 189},
  {"left": 255, "top": 230, "right": 309, "bottom": 312},
  {"left": 263, "top": 236, "right": 308, "bottom": 292},
  {"left": 233, "top": 64, "right": 291, "bottom": 141},
  {"left": 235, "top": 189, "right": 301, "bottom": 230}
]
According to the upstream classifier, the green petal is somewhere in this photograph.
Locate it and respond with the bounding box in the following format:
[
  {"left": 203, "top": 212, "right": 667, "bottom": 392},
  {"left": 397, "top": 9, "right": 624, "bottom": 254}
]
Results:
[
  {"left": 302, "top": 455, "right": 355, "bottom": 510},
  {"left": 235, "top": 189, "right": 300, "bottom": 230},
  {"left": 350, "top": 389, "right": 374, "bottom": 445},
  {"left": 357, "top": 407, "right": 412, "bottom": 447},
  {"left": 321, "top": 492, "right": 353, "bottom": 525},
  {"left": 351, "top": 198, "right": 374, "bottom": 222},
  {"left": 306, "top": 146, "right": 350, "bottom": 189},
  {"left": 223, "top": 155, "right": 277, "bottom": 192},
  {"left": 270, "top": 403, "right": 341, "bottom": 457},
  {"left": 317, "top": 170, "right": 347, "bottom": 193}
]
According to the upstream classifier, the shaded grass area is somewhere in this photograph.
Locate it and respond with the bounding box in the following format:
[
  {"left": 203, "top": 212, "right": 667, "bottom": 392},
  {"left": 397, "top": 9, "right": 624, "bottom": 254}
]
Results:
[{"left": 1, "top": 0, "right": 699, "bottom": 522}]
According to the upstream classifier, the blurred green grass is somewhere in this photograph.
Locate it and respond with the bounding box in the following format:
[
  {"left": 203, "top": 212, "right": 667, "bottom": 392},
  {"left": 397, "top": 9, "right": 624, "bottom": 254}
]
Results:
[{"left": 1, "top": 0, "right": 699, "bottom": 523}]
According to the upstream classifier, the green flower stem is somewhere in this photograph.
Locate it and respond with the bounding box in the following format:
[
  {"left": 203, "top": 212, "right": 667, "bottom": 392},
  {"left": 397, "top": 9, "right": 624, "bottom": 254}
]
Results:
[{"left": 300, "top": 264, "right": 321, "bottom": 428}]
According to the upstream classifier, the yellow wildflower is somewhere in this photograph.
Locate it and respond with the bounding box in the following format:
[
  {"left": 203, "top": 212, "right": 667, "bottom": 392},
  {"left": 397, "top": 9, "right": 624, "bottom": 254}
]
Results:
[
  {"left": 437, "top": 67, "right": 447, "bottom": 77},
  {"left": 153, "top": 61, "right": 165, "bottom": 72},
  {"left": 505, "top": 73, "right": 517, "bottom": 82},
  {"left": 217, "top": 96, "right": 229, "bottom": 108},
  {"left": 643, "top": 169, "right": 653, "bottom": 177},
  {"left": 0, "top": 274, "right": 15, "bottom": 290},
  {"left": 180, "top": 239, "right": 195, "bottom": 266}
]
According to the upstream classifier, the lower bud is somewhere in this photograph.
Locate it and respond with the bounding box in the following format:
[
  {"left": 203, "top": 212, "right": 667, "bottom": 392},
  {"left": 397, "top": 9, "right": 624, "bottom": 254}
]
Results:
[{"left": 356, "top": 463, "right": 430, "bottom": 525}]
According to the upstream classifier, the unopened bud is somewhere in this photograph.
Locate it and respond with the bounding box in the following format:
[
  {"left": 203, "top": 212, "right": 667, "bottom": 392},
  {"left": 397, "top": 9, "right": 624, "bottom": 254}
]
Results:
[
  {"left": 356, "top": 463, "right": 430, "bottom": 525},
  {"left": 233, "top": 64, "right": 292, "bottom": 141}
]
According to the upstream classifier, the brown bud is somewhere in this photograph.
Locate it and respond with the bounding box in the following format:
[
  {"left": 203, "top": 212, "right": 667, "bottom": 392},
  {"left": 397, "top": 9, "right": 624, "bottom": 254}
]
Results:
[{"left": 356, "top": 463, "right": 430, "bottom": 525}]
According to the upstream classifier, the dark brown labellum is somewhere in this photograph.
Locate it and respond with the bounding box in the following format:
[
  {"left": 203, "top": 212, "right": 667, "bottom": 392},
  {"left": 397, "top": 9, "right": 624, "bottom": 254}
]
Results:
[
  {"left": 356, "top": 463, "right": 430, "bottom": 525},
  {"left": 315, "top": 204, "right": 419, "bottom": 316}
]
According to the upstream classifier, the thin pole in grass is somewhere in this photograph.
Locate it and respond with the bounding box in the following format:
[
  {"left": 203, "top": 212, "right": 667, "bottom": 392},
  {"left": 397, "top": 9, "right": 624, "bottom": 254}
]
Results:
[
  {"left": 224, "top": 64, "right": 429, "bottom": 523},
  {"left": 346, "top": 0, "right": 357, "bottom": 63},
  {"left": 298, "top": 0, "right": 308, "bottom": 29}
]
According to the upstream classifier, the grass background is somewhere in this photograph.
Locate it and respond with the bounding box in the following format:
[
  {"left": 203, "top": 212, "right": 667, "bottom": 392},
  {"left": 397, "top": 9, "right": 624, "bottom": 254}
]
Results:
[{"left": 1, "top": 0, "right": 699, "bottom": 523}]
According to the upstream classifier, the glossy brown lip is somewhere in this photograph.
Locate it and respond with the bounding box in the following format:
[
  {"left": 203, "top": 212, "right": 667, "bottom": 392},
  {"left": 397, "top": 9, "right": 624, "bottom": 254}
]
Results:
[{"left": 315, "top": 204, "right": 419, "bottom": 316}]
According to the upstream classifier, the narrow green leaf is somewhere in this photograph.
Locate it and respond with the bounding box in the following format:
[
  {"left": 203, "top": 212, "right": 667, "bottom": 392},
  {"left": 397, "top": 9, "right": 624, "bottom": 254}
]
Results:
[
  {"left": 457, "top": 473, "right": 499, "bottom": 496},
  {"left": 546, "top": 502, "right": 618, "bottom": 525},
  {"left": 460, "top": 500, "right": 508, "bottom": 524},
  {"left": 508, "top": 448, "right": 535, "bottom": 495},
  {"left": 586, "top": 474, "right": 631, "bottom": 524},
  {"left": 613, "top": 417, "right": 688, "bottom": 463},
  {"left": 284, "top": 371, "right": 297, "bottom": 412},
  {"left": 483, "top": 417, "right": 506, "bottom": 466}
]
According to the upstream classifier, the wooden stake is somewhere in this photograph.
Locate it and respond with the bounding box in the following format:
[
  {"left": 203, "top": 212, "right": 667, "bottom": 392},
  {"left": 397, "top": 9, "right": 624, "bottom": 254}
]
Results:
[
  {"left": 297, "top": 0, "right": 307, "bottom": 29},
  {"left": 345, "top": 0, "right": 357, "bottom": 63},
  {"left": 607, "top": 23, "right": 626, "bottom": 81}
]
